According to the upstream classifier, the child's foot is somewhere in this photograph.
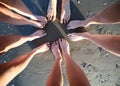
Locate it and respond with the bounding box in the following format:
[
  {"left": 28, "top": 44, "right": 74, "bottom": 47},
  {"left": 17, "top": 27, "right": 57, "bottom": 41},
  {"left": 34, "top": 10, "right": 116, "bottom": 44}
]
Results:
[
  {"left": 59, "top": 38, "right": 70, "bottom": 57},
  {"left": 47, "top": 0, "right": 57, "bottom": 21},
  {"left": 60, "top": 0, "right": 71, "bottom": 23},
  {"left": 30, "top": 30, "right": 46, "bottom": 40},
  {"left": 51, "top": 41, "right": 62, "bottom": 60}
]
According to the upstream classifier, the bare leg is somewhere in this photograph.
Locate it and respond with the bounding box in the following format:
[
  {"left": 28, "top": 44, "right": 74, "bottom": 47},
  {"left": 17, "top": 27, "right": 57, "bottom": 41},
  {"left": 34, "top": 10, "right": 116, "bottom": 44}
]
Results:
[
  {"left": 47, "top": 0, "right": 57, "bottom": 21},
  {"left": 0, "top": 30, "right": 46, "bottom": 54},
  {"left": 60, "top": 0, "right": 71, "bottom": 23},
  {"left": 0, "top": 4, "right": 45, "bottom": 28},
  {"left": 0, "top": 12, "right": 45, "bottom": 28},
  {"left": 59, "top": 39, "right": 90, "bottom": 86},
  {"left": 0, "top": 43, "right": 49, "bottom": 86},
  {"left": 0, "top": 0, "right": 47, "bottom": 22},
  {"left": 46, "top": 41, "right": 63, "bottom": 86},
  {"left": 67, "top": 0, "right": 120, "bottom": 29},
  {"left": 68, "top": 32, "right": 120, "bottom": 57}
]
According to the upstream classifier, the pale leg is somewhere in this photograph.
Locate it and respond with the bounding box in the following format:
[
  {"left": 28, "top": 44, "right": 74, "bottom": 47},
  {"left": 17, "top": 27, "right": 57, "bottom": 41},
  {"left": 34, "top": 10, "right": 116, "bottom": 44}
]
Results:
[{"left": 46, "top": 41, "right": 63, "bottom": 86}]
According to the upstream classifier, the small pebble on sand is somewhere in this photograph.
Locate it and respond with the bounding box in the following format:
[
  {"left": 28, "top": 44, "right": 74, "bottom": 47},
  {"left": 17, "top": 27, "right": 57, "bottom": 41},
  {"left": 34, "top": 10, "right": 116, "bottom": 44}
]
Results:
[
  {"left": 77, "top": 0, "right": 80, "bottom": 3},
  {"left": 103, "top": 2, "right": 107, "bottom": 6},
  {"left": 3, "top": 60, "right": 6, "bottom": 63},
  {"left": 11, "top": 84, "right": 15, "bottom": 86}
]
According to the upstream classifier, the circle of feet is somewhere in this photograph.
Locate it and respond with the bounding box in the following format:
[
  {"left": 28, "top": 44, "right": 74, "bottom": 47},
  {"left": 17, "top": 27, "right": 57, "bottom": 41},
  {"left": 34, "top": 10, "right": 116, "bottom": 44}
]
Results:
[{"left": 0, "top": 0, "right": 120, "bottom": 85}]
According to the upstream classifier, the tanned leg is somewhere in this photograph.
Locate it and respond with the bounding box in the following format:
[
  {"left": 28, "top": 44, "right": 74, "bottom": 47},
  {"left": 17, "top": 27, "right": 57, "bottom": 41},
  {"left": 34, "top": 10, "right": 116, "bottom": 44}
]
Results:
[
  {"left": 0, "top": 0, "right": 47, "bottom": 22},
  {"left": 68, "top": 32, "right": 120, "bottom": 57},
  {"left": 67, "top": 0, "right": 120, "bottom": 29},
  {"left": 0, "top": 43, "right": 49, "bottom": 86},
  {"left": 60, "top": 0, "right": 71, "bottom": 23},
  {"left": 0, "top": 30, "right": 46, "bottom": 54},
  {"left": 46, "top": 41, "right": 63, "bottom": 86},
  {"left": 59, "top": 38, "right": 90, "bottom": 86}
]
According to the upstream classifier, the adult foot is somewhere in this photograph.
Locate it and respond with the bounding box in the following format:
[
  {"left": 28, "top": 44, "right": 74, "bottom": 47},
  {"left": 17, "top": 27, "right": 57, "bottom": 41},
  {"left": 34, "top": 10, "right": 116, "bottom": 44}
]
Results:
[
  {"left": 59, "top": 38, "right": 70, "bottom": 57},
  {"left": 34, "top": 42, "right": 49, "bottom": 54},
  {"left": 30, "top": 30, "right": 46, "bottom": 40},
  {"left": 67, "top": 20, "right": 88, "bottom": 29},
  {"left": 30, "top": 20, "right": 46, "bottom": 28},
  {"left": 51, "top": 41, "right": 62, "bottom": 60},
  {"left": 47, "top": 0, "right": 57, "bottom": 21},
  {"left": 67, "top": 32, "right": 88, "bottom": 41},
  {"left": 60, "top": 0, "right": 71, "bottom": 23},
  {"left": 32, "top": 15, "right": 47, "bottom": 23}
]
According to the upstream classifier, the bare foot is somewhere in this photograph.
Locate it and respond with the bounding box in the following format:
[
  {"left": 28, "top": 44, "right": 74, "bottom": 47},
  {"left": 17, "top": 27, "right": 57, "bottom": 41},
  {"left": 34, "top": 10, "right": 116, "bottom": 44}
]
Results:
[
  {"left": 51, "top": 41, "right": 62, "bottom": 60},
  {"left": 60, "top": 0, "right": 71, "bottom": 23},
  {"left": 30, "top": 20, "right": 46, "bottom": 28},
  {"left": 30, "top": 30, "right": 46, "bottom": 37},
  {"left": 59, "top": 38, "right": 70, "bottom": 57},
  {"left": 47, "top": 0, "right": 57, "bottom": 21},
  {"left": 67, "top": 20, "right": 88, "bottom": 29},
  {"left": 29, "top": 30, "right": 46, "bottom": 41},
  {"left": 32, "top": 15, "right": 47, "bottom": 23},
  {"left": 67, "top": 33, "right": 88, "bottom": 41},
  {"left": 34, "top": 42, "right": 49, "bottom": 54}
]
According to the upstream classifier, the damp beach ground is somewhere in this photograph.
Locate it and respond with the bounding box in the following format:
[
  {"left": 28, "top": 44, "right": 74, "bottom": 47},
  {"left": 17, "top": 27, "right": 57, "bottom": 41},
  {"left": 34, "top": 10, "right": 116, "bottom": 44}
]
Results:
[{"left": 0, "top": 0, "right": 120, "bottom": 86}]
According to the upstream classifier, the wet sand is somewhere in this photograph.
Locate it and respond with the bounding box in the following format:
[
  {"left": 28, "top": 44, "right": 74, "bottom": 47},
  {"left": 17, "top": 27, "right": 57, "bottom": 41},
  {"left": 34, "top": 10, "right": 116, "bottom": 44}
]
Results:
[{"left": 0, "top": 0, "right": 120, "bottom": 86}]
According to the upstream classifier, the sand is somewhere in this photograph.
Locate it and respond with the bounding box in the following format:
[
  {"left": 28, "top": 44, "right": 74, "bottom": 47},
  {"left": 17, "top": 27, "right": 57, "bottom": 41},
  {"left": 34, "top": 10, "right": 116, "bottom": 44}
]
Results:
[{"left": 0, "top": 0, "right": 120, "bottom": 86}]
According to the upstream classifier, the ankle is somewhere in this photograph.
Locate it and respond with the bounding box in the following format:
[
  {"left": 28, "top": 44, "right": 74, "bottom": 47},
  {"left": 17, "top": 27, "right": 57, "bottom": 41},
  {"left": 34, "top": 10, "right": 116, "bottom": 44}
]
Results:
[
  {"left": 62, "top": 0, "right": 70, "bottom": 8},
  {"left": 26, "top": 36, "right": 38, "bottom": 41},
  {"left": 81, "top": 18, "right": 90, "bottom": 27},
  {"left": 82, "top": 32, "right": 94, "bottom": 41},
  {"left": 63, "top": 53, "right": 70, "bottom": 58},
  {"left": 27, "top": 20, "right": 36, "bottom": 26},
  {"left": 81, "top": 32, "right": 89, "bottom": 37},
  {"left": 31, "top": 49, "right": 39, "bottom": 56},
  {"left": 63, "top": 54, "right": 71, "bottom": 62},
  {"left": 86, "top": 17, "right": 98, "bottom": 26},
  {"left": 56, "top": 57, "right": 63, "bottom": 63},
  {"left": 50, "top": 0, "right": 57, "bottom": 6}
]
